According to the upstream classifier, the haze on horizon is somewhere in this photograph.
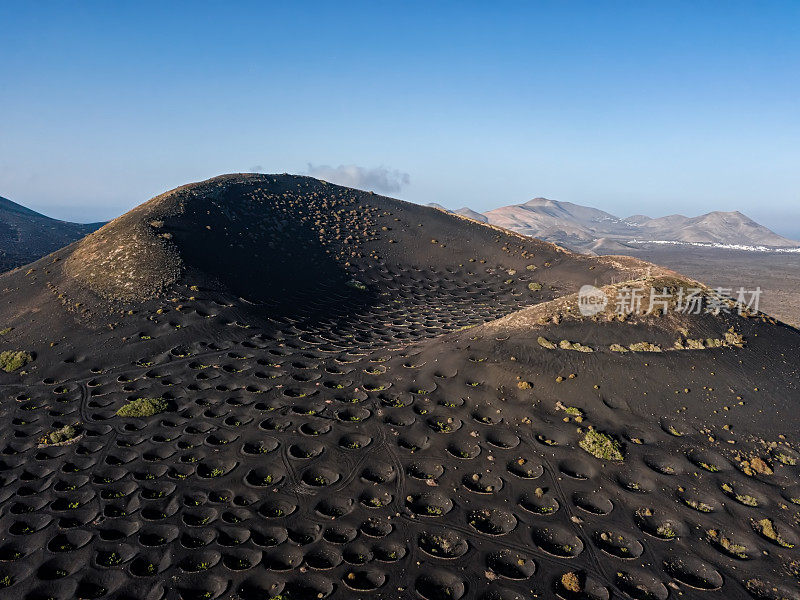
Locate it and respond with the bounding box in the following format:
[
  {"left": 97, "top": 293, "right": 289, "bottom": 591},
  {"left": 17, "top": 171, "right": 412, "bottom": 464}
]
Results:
[{"left": 1, "top": 1, "right": 799, "bottom": 238}]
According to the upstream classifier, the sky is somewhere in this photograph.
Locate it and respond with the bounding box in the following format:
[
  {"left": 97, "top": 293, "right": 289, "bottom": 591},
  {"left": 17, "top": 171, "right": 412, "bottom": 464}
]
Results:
[{"left": 1, "top": 1, "right": 799, "bottom": 238}]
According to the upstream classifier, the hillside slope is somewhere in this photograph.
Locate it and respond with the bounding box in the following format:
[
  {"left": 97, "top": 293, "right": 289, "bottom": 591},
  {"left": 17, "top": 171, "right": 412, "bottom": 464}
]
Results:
[{"left": 0, "top": 195, "right": 102, "bottom": 271}]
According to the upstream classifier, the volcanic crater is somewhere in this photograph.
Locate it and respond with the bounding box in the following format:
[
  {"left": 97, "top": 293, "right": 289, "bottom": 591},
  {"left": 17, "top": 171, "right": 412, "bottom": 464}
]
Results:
[{"left": 0, "top": 174, "right": 798, "bottom": 599}]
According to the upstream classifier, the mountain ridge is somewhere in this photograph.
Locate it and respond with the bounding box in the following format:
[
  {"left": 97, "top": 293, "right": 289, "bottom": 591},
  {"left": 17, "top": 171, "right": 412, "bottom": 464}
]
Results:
[
  {"left": 0, "top": 194, "right": 103, "bottom": 271},
  {"left": 442, "top": 197, "right": 799, "bottom": 252}
]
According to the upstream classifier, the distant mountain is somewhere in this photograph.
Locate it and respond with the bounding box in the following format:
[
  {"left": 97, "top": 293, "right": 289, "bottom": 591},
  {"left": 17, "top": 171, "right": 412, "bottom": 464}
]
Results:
[
  {"left": 437, "top": 197, "right": 799, "bottom": 253},
  {"left": 629, "top": 211, "right": 797, "bottom": 247},
  {"left": 452, "top": 207, "right": 488, "bottom": 222},
  {"left": 428, "top": 203, "right": 487, "bottom": 223},
  {"left": 0, "top": 195, "right": 103, "bottom": 271},
  {"left": 484, "top": 198, "right": 627, "bottom": 249}
]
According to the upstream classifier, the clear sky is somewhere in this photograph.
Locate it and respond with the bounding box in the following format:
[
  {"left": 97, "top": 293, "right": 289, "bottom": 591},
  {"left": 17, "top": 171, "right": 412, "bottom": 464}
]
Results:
[{"left": 1, "top": 1, "right": 799, "bottom": 238}]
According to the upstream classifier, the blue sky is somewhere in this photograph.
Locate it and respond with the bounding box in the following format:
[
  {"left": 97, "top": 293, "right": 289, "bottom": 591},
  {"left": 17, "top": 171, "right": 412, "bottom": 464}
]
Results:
[{"left": 1, "top": 1, "right": 799, "bottom": 238}]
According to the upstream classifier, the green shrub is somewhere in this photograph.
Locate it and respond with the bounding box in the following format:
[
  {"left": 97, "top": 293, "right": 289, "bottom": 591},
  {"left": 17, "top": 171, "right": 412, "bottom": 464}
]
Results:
[
  {"left": 528, "top": 282, "right": 542, "bottom": 291},
  {"left": 628, "top": 342, "right": 662, "bottom": 352},
  {"left": 753, "top": 518, "right": 794, "bottom": 548},
  {"left": 579, "top": 429, "right": 624, "bottom": 461},
  {"left": 537, "top": 336, "right": 556, "bottom": 349},
  {"left": 48, "top": 424, "right": 79, "bottom": 444},
  {"left": 559, "top": 340, "right": 593, "bottom": 353},
  {"left": 116, "top": 397, "right": 168, "bottom": 417},
  {"left": 725, "top": 331, "right": 745, "bottom": 346},
  {"left": 0, "top": 350, "right": 32, "bottom": 372},
  {"left": 707, "top": 529, "right": 748, "bottom": 558},
  {"left": 346, "top": 279, "right": 366, "bottom": 291},
  {"left": 561, "top": 572, "right": 581, "bottom": 593}
]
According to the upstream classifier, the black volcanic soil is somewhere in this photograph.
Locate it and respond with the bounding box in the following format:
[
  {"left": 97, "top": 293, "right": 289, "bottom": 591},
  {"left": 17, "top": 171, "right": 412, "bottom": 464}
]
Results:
[{"left": 0, "top": 174, "right": 798, "bottom": 600}]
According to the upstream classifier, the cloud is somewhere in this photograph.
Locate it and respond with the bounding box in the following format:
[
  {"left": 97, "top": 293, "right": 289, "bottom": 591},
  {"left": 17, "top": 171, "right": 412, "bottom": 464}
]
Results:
[
  {"left": 248, "top": 165, "right": 264, "bottom": 172},
  {"left": 305, "top": 164, "right": 410, "bottom": 194}
]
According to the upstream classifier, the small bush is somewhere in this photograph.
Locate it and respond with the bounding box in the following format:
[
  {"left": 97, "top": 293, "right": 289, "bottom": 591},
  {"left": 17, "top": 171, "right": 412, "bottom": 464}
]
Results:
[
  {"left": 707, "top": 529, "right": 748, "bottom": 558},
  {"left": 579, "top": 429, "right": 624, "bottom": 461},
  {"left": 528, "top": 282, "right": 542, "bottom": 291},
  {"left": 628, "top": 342, "right": 662, "bottom": 352},
  {"left": 725, "top": 331, "right": 745, "bottom": 346},
  {"left": 773, "top": 451, "right": 797, "bottom": 466},
  {"left": 559, "top": 340, "right": 593, "bottom": 353},
  {"left": 721, "top": 483, "right": 759, "bottom": 506},
  {"left": 346, "top": 279, "right": 366, "bottom": 291},
  {"left": 47, "top": 424, "right": 79, "bottom": 445},
  {"left": 0, "top": 350, "right": 32, "bottom": 372},
  {"left": 561, "top": 572, "right": 581, "bottom": 593},
  {"left": 748, "top": 457, "right": 773, "bottom": 475},
  {"left": 116, "top": 397, "right": 168, "bottom": 417},
  {"left": 537, "top": 336, "right": 556, "bottom": 349},
  {"left": 753, "top": 518, "right": 794, "bottom": 548}
]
